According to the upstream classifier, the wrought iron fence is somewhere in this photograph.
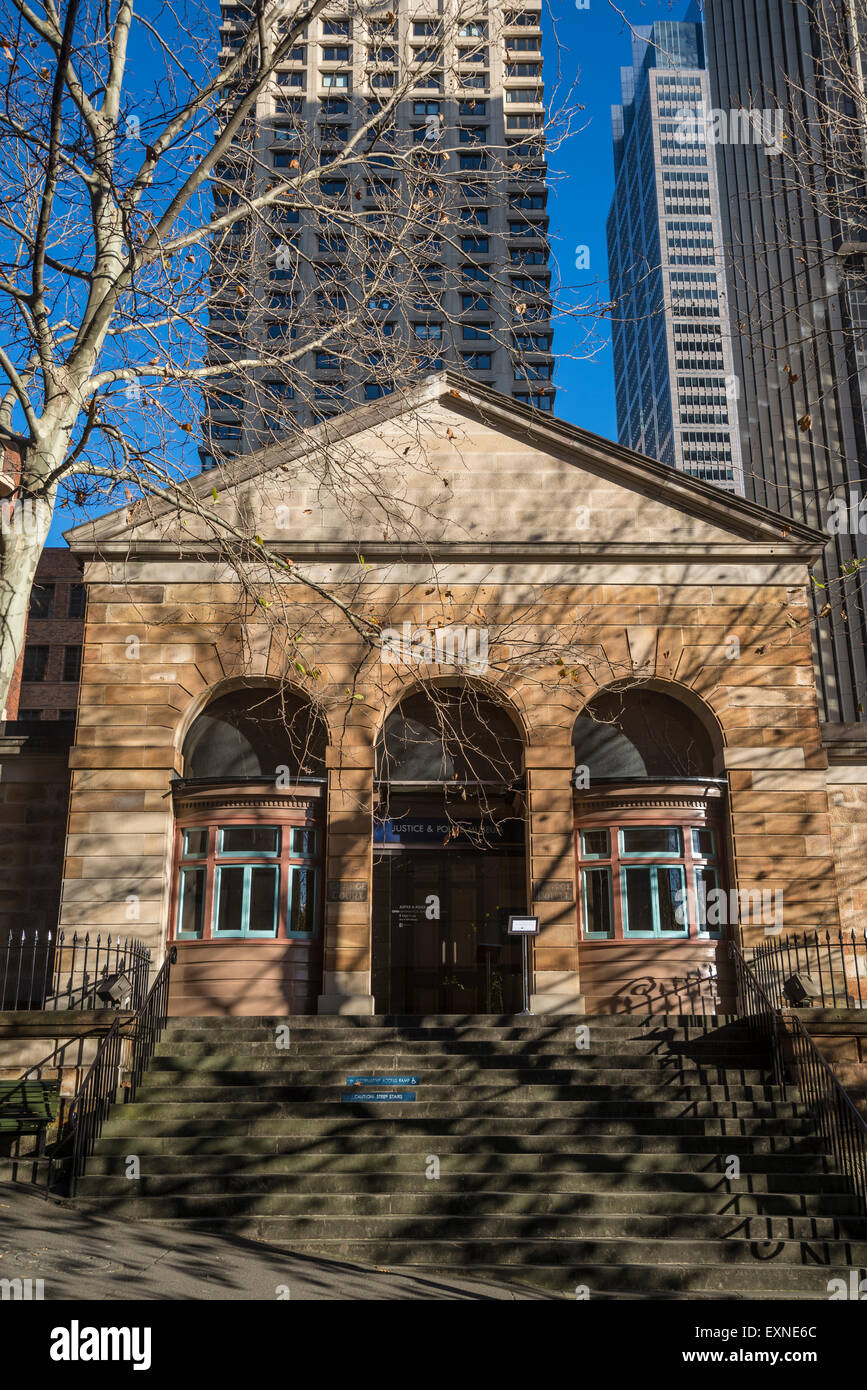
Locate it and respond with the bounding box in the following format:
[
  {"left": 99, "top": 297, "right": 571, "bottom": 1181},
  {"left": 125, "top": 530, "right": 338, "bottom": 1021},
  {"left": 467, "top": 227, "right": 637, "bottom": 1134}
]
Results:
[
  {"left": 748, "top": 929, "right": 867, "bottom": 1010},
  {"left": 730, "top": 941, "right": 867, "bottom": 1213},
  {"left": 0, "top": 930, "right": 151, "bottom": 1012},
  {"left": 57, "top": 946, "right": 177, "bottom": 1196}
]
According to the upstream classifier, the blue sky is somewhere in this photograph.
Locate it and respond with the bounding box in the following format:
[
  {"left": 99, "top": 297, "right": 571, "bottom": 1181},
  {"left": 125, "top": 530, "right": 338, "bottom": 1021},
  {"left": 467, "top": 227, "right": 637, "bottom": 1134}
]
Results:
[{"left": 545, "top": 0, "right": 674, "bottom": 442}]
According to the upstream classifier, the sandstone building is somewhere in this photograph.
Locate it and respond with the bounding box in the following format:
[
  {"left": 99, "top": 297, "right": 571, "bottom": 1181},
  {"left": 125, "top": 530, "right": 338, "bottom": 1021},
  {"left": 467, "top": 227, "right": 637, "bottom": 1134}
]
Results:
[{"left": 21, "top": 373, "right": 858, "bottom": 1018}]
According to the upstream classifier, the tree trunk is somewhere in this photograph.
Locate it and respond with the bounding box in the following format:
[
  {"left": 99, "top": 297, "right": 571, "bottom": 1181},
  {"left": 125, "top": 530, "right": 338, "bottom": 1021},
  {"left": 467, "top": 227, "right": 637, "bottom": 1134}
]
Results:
[{"left": 0, "top": 490, "right": 53, "bottom": 719}]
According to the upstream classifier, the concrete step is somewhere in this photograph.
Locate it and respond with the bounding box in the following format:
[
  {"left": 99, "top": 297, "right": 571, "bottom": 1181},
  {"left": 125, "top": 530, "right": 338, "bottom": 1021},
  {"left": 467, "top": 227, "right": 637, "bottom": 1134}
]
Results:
[
  {"left": 95, "top": 1106, "right": 812, "bottom": 1135},
  {"left": 68, "top": 1200, "right": 867, "bottom": 1247},
  {"left": 69, "top": 1176, "right": 865, "bottom": 1218},
  {"left": 76, "top": 1152, "right": 850, "bottom": 1186},
  {"left": 70, "top": 1226, "right": 867, "bottom": 1285},
  {"left": 151, "top": 1045, "right": 771, "bottom": 1069},
  {"left": 156, "top": 1035, "right": 765, "bottom": 1054},
  {"left": 87, "top": 1130, "right": 830, "bottom": 1157},
  {"left": 130, "top": 1081, "right": 790, "bottom": 1104},
  {"left": 147, "top": 1056, "right": 773, "bottom": 1083},
  {"left": 161, "top": 1014, "right": 742, "bottom": 1033},
  {"left": 376, "top": 1259, "right": 862, "bottom": 1298}
]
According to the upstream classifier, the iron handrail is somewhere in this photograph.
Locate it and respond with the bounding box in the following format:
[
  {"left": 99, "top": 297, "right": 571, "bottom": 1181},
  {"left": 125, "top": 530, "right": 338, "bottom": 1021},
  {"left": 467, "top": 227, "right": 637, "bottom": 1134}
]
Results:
[
  {"left": 729, "top": 941, "right": 867, "bottom": 1213},
  {"left": 55, "top": 946, "right": 177, "bottom": 1196},
  {"left": 729, "top": 941, "right": 786, "bottom": 1084},
  {"left": 787, "top": 1011, "right": 867, "bottom": 1213}
]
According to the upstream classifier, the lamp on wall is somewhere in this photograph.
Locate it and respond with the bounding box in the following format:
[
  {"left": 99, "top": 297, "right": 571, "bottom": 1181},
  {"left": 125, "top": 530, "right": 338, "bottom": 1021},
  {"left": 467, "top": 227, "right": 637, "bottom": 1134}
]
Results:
[
  {"left": 782, "top": 972, "right": 820, "bottom": 1007},
  {"left": 95, "top": 972, "right": 133, "bottom": 1009}
]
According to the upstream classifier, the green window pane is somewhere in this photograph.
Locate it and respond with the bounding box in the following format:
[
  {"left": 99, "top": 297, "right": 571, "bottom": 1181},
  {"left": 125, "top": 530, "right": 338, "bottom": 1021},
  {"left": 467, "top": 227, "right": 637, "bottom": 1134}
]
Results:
[
  {"left": 582, "top": 867, "right": 613, "bottom": 936},
  {"left": 248, "top": 866, "right": 279, "bottom": 935},
  {"left": 657, "top": 866, "right": 686, "bottom": 933},
  {"left": 623, "top": 867, "right": 654, "bottom": 933},
  {"left": 289, "top": 866, "right": 318, "bottom": 935},
  {"left": 291, "top": 827, "right": 319, "bottom": 857},
  {"left": 178, "top": 867, "right": 205, "bottom": 937},
  {"left": 182, "top": 828, "right": 208, "bottom": 857},
  {"left": 621, "top": 826, "right": 682, "bottom": 856},
  {"left": 220, "top": 826, "right": 280, "bottom": 855},
  {"left": 215, "top": 866, "right": 245, "bottom": 933},
  {"left": 580, "top": 829, "right": 610, "bottom": 859}
]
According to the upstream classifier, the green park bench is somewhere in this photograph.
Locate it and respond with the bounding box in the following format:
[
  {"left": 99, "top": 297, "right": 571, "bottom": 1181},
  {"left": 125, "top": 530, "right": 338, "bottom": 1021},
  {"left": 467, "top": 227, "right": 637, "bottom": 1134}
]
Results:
[{"left": 0, "top": 1080, "right": 60, "bottom": 1144}]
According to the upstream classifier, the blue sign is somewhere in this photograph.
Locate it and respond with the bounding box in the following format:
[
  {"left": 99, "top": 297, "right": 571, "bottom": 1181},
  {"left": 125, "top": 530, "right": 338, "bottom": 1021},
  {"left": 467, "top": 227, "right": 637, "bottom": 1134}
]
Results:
[
  {"left": 373, "top": 816, "right": 523, "bottom": 846},
  {"left": 346, "top": 1075, "right": 420, "bottom": 1086},
  {"left": 341, "top": 1090, "right": 417, "bottom": 1103}
]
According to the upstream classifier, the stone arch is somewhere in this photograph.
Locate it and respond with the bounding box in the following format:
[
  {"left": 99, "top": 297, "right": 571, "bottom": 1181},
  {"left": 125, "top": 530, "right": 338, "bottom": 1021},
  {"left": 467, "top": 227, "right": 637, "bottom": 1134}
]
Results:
[
  {"left": 374, "top": 674, "right": 529, "bottom": 784},
  {"left": 371, "top": 670, "right": 532, "bottom": 753},
  {"left": 572, "top": 677, "right": 725, "bottom": 780},
  {"left": 178, "top": 678, "right": 328, "bottom": 780}
]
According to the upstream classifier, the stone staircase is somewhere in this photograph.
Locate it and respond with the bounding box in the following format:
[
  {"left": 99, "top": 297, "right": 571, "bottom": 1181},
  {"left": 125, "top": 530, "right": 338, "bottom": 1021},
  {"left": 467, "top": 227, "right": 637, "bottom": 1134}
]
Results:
[{"left": 71, "top": 1014, "right": 867, "bottom": 1299}]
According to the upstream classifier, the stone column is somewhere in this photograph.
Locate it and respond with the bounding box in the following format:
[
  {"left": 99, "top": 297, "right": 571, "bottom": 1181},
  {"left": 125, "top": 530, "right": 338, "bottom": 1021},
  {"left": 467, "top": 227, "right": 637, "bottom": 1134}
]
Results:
[
  {"left": 317, "top": 742, "right": 376, "bottom": 1014},
  {"left": 525, "top": 743, "right": 583, "bottom": 1013}
]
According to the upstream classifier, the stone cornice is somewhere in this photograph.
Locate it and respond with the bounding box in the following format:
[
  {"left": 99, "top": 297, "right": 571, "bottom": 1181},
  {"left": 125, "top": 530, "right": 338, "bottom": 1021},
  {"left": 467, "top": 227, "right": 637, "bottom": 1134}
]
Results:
[{"left": 69, "top": 538, "right": 821, "bottom": 566}]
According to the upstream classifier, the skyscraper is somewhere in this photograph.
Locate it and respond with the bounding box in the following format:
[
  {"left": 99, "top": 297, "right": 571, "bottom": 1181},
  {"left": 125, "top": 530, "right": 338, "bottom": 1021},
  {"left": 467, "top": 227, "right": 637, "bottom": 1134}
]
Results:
[
  {"left": 203, "top": 0, "right": 555, "bottom": 462},
  {"left": 703, "top": 0, "right": 867, "bottom": 724},
  {"left": 606, "top": 16, "right": 745, "bottom": 494}
]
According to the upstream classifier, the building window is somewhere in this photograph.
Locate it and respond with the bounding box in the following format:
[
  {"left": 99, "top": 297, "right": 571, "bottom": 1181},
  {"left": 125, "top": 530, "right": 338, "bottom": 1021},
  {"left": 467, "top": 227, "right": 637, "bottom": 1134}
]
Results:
[
  {"left": 29, "top": 584, "right": 54, "bottom": 618},
  {"left": 17, "top": 708, "right": 43, "bottom": 721},
  {"left": 58, "top": 708, "right": 77, "bottom": 721},
  {"left": 578, "top": 823, "right": 723, "bottom": 939},
  {"left": 22, "top": 646, "right": 49, "bottom": 682},
  {"left": 175, "top": 822, "right": 321, "bottom": 940},
  {"left": 62, "top": 646, "right": 82, "bottom": 682}
]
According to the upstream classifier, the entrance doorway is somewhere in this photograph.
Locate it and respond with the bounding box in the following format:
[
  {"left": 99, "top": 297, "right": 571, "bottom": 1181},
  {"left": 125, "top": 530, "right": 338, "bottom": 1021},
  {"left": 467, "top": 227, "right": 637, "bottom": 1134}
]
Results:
[
  {"left": 372, "top": 832, "right": 525, "bottom": 1014},
  {"left": 372, "top": 685, "right": 528, "bottom": 1015}
]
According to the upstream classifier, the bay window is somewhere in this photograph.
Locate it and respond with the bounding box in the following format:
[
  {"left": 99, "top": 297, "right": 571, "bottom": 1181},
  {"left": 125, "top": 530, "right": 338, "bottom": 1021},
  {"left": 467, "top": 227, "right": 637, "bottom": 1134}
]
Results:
[
  {"left": 175, "top": 821, "right": 321, "bottom": 940},
  {"left": 578, "top": 821, "right": 723, "bottom": 939}
]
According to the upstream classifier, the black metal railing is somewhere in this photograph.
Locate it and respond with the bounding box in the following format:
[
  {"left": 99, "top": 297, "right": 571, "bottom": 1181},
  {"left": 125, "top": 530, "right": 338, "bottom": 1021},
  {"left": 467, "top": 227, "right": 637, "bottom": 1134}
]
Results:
[
  {"left": 787, "top": 1012, "right": 867, "bottom": 1213},
  {"left": 55, "top": 947, "right": 177, "bottom": 1197},
  {"left": 730, "top": 941, "right": 867, "bottom": 1213},
  {"left": 729, "top": 941, "right": 785, "bottom": 1085},
  {"left": 1, "top": 930, "right": 151, "bottom": 1012},
  {"left": 750, "top": 928, "right": 867, "bottom": 1010}
]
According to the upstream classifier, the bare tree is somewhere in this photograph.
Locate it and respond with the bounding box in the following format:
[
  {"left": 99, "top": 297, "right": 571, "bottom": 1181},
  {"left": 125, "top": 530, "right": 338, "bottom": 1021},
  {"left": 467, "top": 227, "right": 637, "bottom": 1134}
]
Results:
[{"left": 0, "top": 0, "right": 612, "bottom": 718}]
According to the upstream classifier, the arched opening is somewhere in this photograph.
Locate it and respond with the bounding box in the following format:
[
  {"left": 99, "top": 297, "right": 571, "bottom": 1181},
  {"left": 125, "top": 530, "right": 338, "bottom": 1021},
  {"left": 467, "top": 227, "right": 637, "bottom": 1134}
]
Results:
[
  {"left": 571, "top": 686, "right": 716, "bottom": 781},
  {"left": 168, "top": 685, "right": 327, "bottom": 1015},
  {"left": 181, "top": 685, "right": 326, "bottom": 781},
  {"left": 372, "top": 685, "right": 527, "bottom": 1014},
  {"left": 571, "top": 684, "right": 731, "bottom": 1015}
]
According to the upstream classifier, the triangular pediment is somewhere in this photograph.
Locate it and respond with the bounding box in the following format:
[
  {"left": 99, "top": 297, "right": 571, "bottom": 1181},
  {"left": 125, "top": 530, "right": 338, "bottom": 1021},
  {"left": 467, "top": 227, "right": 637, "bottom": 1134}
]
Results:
[{"left": 66, "top": 374, "right": 824, "bottom": 560}]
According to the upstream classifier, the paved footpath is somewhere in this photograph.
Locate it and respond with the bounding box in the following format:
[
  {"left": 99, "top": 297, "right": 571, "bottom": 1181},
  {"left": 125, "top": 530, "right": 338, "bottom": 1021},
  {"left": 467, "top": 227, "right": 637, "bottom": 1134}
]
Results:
[{"left": 0, "top": 1184, "right": 549, "bottom": 1300}]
